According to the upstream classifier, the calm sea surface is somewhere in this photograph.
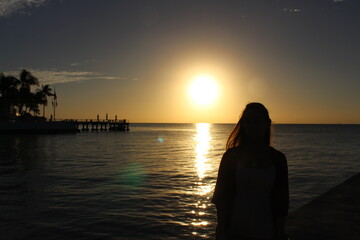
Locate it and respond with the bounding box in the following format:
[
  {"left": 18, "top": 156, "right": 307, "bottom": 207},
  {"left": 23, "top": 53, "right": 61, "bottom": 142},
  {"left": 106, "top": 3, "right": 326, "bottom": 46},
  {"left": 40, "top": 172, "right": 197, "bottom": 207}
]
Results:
[{"left": 1, "top": 123, "right": 360, "bottom": 239}]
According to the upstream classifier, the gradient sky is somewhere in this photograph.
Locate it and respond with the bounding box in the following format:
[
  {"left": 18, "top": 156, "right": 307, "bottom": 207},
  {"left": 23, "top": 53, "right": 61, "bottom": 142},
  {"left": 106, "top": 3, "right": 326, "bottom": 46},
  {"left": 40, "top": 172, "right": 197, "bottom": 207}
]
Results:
[{"left": 1, "top": 0, "right": 359, "bottom": 123}]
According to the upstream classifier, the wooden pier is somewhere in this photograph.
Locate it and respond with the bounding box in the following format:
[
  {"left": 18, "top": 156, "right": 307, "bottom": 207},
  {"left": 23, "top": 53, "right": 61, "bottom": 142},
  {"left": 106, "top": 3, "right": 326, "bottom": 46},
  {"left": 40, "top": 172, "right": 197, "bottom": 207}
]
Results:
[{"left": 64, "top": 119, "right": 130, "bottom": 132}]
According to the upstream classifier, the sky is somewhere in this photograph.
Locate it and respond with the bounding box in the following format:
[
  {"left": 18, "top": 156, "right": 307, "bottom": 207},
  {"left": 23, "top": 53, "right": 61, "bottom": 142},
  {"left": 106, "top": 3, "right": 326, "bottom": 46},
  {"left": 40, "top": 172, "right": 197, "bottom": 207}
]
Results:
[{"left": 1, "top": 0, "right": 359, "bottom": 123}]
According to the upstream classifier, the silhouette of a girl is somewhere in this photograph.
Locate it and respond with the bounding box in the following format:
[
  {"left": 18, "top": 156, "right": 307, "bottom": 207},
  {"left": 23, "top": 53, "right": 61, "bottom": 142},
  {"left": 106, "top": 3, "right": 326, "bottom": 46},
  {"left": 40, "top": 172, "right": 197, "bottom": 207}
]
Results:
[{"left": 212, "top": 102, "right": 289, "bottom": 240}]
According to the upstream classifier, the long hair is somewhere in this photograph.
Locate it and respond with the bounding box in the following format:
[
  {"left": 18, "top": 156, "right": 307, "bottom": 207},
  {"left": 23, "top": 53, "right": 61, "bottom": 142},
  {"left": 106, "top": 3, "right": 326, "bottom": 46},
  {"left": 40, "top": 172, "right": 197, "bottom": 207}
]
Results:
[{"left": 226, "top": 102, "right": 272, "bottom": 149}]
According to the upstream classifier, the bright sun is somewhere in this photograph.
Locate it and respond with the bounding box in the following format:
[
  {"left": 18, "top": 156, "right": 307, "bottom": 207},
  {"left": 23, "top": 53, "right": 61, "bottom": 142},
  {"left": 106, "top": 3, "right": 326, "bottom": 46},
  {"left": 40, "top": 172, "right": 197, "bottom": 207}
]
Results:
[{"left": 188, "top": 75, "right": 219, "bottom": 106}]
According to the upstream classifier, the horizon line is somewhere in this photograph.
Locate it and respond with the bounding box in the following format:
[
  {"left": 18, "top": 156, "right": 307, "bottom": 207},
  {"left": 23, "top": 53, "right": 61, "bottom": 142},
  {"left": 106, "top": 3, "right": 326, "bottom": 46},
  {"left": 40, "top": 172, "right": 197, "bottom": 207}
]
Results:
[{"left": 128, "top": 122, "right": 360, "bottom": 125}]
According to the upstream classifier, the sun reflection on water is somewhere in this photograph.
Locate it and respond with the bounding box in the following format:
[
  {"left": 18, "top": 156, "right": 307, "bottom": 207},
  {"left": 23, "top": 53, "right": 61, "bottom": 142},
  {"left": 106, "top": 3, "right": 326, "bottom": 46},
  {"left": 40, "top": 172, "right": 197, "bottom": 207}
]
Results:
[
  {"left": 195, "top": 123, "right": 211, "bottom": 180},
  {"left": 191, "top": 123, "right": 213, "bottom": 237}
]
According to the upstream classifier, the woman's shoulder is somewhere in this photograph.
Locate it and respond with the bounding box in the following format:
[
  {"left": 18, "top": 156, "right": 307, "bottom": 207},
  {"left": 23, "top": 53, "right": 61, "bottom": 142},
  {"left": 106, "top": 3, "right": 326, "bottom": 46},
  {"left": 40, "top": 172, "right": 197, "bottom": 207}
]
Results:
[
  {"left": 221, "top": 146, "right": 242, "bottom": 163},
  {"left": 224, "top": 146, "right": 242, "bottom": 157},
  {"left": 269, "top": 147, "right": 287, "bottom": 164}
]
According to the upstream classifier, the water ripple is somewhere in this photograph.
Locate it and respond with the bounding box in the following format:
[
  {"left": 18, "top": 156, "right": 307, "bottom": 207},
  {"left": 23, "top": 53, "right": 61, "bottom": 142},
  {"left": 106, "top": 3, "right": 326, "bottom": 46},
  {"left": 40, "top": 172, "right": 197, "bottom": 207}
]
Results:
[{"left": 0, "top": 124, "right": 359, "bottom": 239}]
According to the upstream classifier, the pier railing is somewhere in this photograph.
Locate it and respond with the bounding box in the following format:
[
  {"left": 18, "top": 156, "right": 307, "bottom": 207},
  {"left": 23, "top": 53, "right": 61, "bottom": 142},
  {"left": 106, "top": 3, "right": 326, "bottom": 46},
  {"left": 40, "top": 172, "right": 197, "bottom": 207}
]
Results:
[{"left": 56, "top": 119, "right": 130, "bottom": 132}]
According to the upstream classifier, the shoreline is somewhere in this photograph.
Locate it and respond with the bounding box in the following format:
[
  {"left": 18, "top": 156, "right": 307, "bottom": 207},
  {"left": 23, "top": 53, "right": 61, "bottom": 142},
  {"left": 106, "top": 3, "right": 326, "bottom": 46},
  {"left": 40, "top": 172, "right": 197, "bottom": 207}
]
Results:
[
  {"left": 0, "top": 121, "right": 78, "bottom": 134},
  {"left": 286, "top": 172, "right": 360, "bottom": 240}
]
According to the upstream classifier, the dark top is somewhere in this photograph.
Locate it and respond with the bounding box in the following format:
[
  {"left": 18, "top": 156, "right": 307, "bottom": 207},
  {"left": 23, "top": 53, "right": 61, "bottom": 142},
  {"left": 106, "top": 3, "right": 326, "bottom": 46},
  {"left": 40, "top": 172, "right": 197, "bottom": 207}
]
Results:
[{"left": 211, "top": 146, "right": 289, "bottom": 237}]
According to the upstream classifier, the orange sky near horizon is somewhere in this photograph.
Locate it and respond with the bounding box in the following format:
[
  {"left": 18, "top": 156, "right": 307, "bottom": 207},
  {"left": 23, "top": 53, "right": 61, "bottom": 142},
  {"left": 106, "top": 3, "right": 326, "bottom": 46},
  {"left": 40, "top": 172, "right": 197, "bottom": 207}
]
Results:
[
  {"left": 52, "top": 61, "right": 360, "bottom": 124},
  {"left": 49, "top": 54, "right": 359, "bottom": 124}
]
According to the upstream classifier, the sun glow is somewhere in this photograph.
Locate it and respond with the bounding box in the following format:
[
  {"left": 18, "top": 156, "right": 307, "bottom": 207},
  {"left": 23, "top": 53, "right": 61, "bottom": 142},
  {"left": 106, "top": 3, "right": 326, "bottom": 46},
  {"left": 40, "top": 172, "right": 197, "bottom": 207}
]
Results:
[{"left": 188, "top": 75, "right": 218, "bottom": 106}]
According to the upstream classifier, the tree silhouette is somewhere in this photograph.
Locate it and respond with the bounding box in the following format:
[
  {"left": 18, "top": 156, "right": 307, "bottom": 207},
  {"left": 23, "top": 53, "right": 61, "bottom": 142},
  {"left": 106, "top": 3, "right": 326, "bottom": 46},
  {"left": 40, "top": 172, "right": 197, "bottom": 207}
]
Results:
[
  {"left": 0, "top": 69, "right": 53, "bottom": 121},
  {"left": 0, "top": 73, "right": 20, "bottom": 120},
  {"left": 18, "top": 69, "right": 39, "bottom": 115},
  {"left": 36, "top": 84, "right": 53, "bottom": 118}
]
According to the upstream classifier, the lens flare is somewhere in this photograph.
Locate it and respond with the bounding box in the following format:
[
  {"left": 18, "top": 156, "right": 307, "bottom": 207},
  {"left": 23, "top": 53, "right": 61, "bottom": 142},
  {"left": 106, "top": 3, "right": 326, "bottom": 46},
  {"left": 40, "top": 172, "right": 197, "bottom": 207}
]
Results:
[{"left": 120, "top": 163, "right": 146, "bottom": 188}]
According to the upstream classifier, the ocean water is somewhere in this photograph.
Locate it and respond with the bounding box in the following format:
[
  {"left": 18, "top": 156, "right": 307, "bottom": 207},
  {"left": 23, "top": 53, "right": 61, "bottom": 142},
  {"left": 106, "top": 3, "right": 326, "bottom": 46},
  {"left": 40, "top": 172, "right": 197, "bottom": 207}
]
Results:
[{"left": 1, "top": 123, "right": 359, "bottom": 239}]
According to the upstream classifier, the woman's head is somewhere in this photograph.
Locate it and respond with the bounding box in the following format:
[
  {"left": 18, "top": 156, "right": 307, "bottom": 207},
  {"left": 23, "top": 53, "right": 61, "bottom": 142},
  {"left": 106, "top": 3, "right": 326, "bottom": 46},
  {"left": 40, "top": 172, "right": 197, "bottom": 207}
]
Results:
[{"left": 226, "top": 102, "right": 272, "bottom": 149}]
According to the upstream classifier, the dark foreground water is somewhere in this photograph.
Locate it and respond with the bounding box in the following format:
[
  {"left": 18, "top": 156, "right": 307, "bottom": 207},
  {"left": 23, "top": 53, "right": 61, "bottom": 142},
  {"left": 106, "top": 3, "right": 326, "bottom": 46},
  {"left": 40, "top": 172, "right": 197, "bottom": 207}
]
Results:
[{"left": 1, "top": 123, "right": 360, "bottom": 239}]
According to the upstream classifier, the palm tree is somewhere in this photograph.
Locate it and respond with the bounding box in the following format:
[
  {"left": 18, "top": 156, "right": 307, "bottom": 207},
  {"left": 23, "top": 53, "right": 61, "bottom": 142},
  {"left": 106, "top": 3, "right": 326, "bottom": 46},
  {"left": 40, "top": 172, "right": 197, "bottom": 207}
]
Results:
[
  {"left": 18, "top": 69, "right": 39, "bottom": 115},
  {"left": 27, "top": 95, "right": 40, "bottom": 116},
  {"left": 0, "top": 73, "right": 20, "bottom": 120},
  {"left": 36, "top": 84, "right": 52, "bottom": 118},
  {"left": 19, "top": 69, "right": 39, "bottom": 89},
  {"left": 1, "top": 70, "right": 52, "bottom": 120}
]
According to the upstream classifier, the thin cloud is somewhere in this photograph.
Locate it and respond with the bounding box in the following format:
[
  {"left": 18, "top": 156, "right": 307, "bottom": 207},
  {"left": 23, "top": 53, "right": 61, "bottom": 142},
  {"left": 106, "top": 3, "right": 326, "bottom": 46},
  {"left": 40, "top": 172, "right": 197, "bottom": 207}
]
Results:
[
  {"left": 70, "top": 59, "right": 99, "bottom": 67},
  {"left": 70, "top": 62, "right": 82, "bottom": 67},
  {"left": 333, "top": 0, "right": 345, "bottom": 2},
  {"left": 3, "top": 68, "right": 132, "bottom": 85},
  {"left": 102, "top": 76, "right": 128, "bottom": 80},
  {"left": 0, "top": 0, "right": 48, "bottom": 17}
]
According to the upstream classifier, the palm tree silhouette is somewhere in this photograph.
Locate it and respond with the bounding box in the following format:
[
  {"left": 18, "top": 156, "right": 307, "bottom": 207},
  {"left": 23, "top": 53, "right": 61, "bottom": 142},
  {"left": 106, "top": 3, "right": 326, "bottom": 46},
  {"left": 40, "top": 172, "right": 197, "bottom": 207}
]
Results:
[
  {"left": 18, "top": 69, "right": 39, "bottom": 115},
  {"left": 1, "top": 70, "right": 53, "bottom": 120},
  {"left": 27, "top": 94, "right": 41, "bottom": 116},
  {"left": 0, "top": 73, "right": 20, "bottom": 120},
  {"left": 36, "top": 84, "right": 53, "bottom": 118}
]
